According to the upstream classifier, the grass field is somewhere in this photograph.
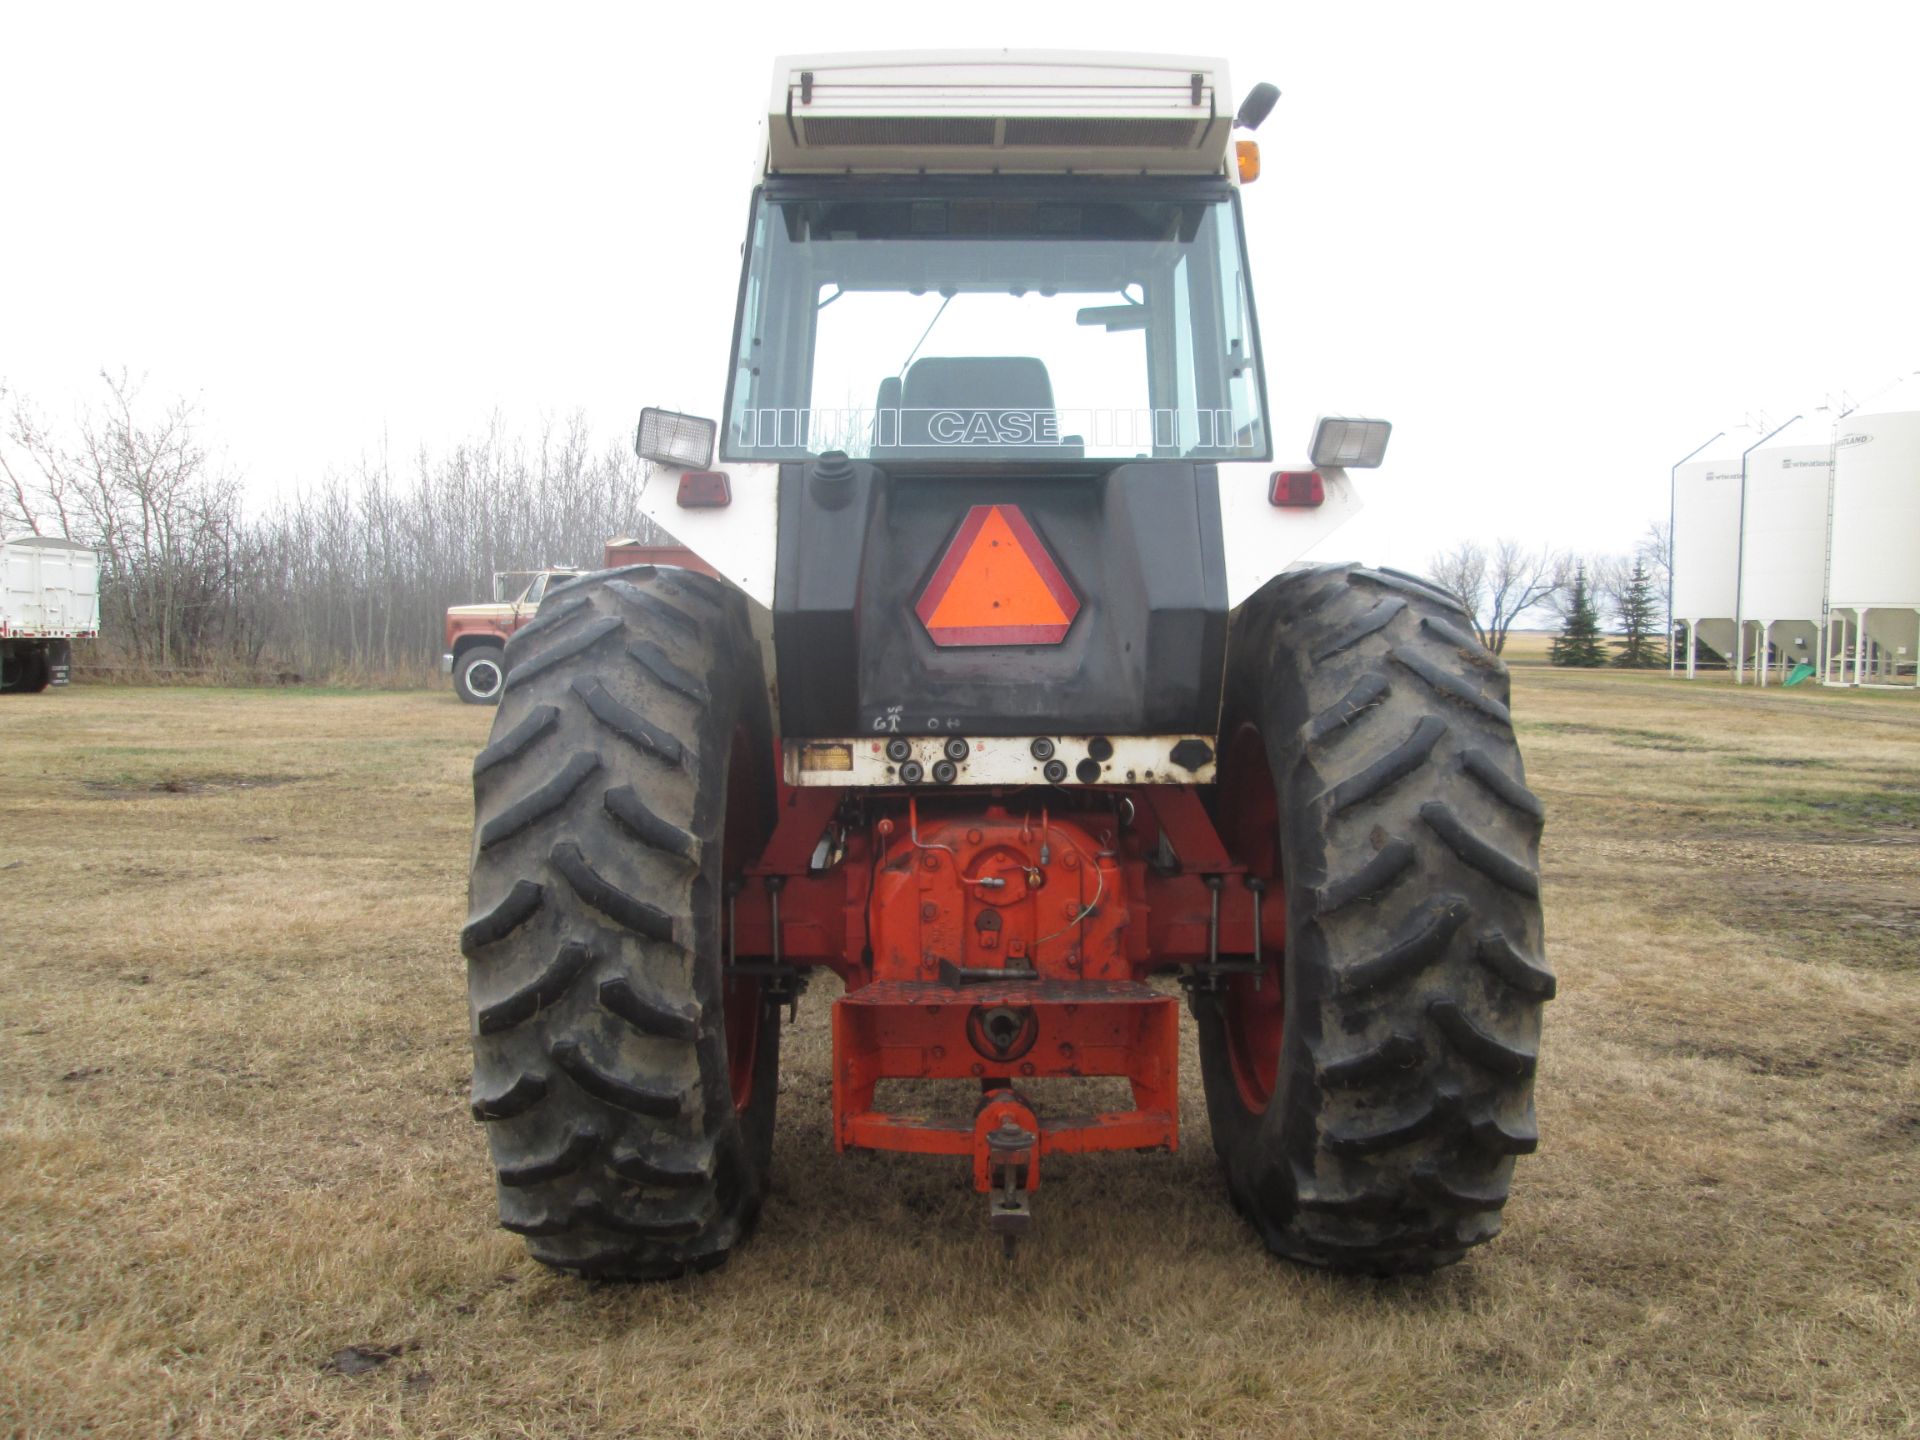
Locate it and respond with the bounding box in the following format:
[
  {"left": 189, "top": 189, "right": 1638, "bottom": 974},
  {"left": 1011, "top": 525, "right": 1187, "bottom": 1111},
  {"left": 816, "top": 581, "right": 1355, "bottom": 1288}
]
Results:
[{"left": 2, "top": 672, "right": 1916, "bottom": 1438}]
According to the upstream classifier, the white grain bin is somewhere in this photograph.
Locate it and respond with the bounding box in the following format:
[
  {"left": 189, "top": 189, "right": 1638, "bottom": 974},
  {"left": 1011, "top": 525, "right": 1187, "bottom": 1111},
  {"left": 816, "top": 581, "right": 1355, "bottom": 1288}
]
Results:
[
  {"left": 1671, "top": 425, "right": 1758, "bottom": 675},
  {"left": 1736, "top": 414, "right": 1832, "bottom": 684},
  {"left": 1827, "top": 376, "right": 1920, "bottom": 686}
]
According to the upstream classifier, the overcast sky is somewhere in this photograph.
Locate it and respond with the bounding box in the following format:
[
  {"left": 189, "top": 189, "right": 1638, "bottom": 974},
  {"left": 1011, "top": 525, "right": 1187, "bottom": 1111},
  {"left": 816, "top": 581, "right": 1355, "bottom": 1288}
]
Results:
[{"left": 4, "top": 1, "right": 1915, "bottom": 571}]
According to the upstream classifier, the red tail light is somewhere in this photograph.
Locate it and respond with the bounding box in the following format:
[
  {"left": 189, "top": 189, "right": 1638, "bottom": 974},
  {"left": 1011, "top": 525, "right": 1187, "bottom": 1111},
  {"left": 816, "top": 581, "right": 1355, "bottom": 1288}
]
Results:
[
  {"left": 1269, "top": 471, "right": 1324, "bottom": 508},
  {"left": 676, "top": 471, "right": 732, "bottom": 508}
]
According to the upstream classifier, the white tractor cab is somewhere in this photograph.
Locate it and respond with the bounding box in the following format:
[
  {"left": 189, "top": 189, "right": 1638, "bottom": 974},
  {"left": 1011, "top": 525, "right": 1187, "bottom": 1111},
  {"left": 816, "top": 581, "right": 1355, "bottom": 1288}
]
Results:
[{"left": 630, "top": 52, "right": 1389, "bottom": 620}]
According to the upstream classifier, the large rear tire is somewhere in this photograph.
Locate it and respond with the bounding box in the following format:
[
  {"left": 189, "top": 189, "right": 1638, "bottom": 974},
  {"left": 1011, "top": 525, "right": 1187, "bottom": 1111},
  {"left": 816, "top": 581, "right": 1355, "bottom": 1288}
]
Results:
[
  {"left": 1195, "top": 564, "right": 1554, "bottom": 1274},
  {"left": 462, "top": 565, "right": 780, "bottom": 1279}
]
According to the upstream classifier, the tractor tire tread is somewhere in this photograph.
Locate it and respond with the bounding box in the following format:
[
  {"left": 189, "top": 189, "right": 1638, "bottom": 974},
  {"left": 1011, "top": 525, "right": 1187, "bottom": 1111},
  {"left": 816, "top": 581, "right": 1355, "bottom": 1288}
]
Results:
[
  {"left": 603, "top": 785, "right": 699, "bottom": 861},
  {"left": 461, "top": 880, "right": 545, "bottom": 952},
  {"left": 1351, "top": 566, "right": 1475, "bottom": 620},
  {"left": 475, "top": 939, "right": 595, "bottom": 1036},
  {"left": 571, "top": 676, "right": 687, "bottom": 767},
  {"left": 502, "top": 614, "right": 623, "bottom": 692},
  {"left": 503, "top": 593, "right": 593, "bottom": 660},
  {"left": 1320, "top": 713, "right": 1446, "bottom": 814},
  {"left": 477, "top": 753, "right": 603, "bottom": 851},
  {"left": 1459, "top": 749, "right": 1546, "bottom": 826},
  {"left": 1304, "top": 673, "right": 1392, "bottom": 748},
  {"left": 474, "top": 704, "right": 561, "bottom": 779},
  {"left": 497, "top": 1127, "right": 601, "bottom": 1187}
]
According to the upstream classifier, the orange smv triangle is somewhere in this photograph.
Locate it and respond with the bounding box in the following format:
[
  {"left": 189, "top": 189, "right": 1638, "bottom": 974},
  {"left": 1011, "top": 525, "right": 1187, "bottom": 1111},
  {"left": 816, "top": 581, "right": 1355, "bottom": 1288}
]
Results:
[{"left": 916, "top": 504, "right": 1079, "bottom": 647}]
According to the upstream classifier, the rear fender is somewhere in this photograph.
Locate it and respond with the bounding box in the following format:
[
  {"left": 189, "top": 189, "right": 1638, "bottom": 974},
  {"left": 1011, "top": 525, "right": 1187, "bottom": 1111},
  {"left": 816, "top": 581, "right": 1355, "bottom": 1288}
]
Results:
[
  {"left": 1215, "top": 462, "right": 1363, "bottom": 607},
  {"left": 634, "top": 461, "right": 782, "bottom": 608}
]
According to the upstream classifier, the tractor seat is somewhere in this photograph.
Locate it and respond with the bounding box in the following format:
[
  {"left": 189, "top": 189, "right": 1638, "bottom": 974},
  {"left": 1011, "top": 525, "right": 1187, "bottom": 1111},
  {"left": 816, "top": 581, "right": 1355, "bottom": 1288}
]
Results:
[{"left": 872, "top": 357, "right": 1083, "bottom": 460}]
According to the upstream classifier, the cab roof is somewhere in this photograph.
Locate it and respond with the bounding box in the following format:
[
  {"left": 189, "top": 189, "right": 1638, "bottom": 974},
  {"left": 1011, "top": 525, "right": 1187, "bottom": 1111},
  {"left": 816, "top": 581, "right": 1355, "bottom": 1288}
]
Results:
[{"left": 766, "top": 51, "right": 1235, "bottom": 178}]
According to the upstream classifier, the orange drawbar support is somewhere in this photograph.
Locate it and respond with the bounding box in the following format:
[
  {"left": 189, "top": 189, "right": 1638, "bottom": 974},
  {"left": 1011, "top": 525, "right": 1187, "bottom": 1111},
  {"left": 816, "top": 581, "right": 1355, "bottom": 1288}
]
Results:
[{"left": 831, "top": 977, "right": 1179, "bottom": 1191}]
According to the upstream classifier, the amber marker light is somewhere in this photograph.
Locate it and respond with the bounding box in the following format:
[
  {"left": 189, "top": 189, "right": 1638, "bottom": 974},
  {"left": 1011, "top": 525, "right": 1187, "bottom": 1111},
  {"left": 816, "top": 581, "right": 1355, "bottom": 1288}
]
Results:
[{"left": 1236, "top": 141, "right": 1261, "bottom": 183}]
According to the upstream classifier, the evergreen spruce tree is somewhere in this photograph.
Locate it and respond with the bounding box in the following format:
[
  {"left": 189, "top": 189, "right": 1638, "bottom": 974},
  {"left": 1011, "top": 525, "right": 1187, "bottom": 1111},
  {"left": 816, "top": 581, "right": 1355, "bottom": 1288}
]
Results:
[
  {"left": 1613, "top": 559, "right": 1666, "bottom": 668},
  {"left": 1551, "top": 565, "right": 1607, "bottom": 667}
]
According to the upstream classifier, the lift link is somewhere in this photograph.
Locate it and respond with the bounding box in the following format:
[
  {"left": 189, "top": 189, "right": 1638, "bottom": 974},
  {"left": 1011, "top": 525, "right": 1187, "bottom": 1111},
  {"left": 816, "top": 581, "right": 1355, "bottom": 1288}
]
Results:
[
  {"left": 724, "top": 875, "right": 807, "bottom": 1020},
  {"left": 1181, "top": 873, "right": 1266, "bottom": 992}
]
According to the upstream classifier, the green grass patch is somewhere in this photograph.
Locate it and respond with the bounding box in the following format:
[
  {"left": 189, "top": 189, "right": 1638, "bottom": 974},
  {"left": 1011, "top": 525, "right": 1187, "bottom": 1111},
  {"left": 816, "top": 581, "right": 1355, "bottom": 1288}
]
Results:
[
  {"left": 1731, "top": 787, "right": 1920, "bottom": 830},
  {"left": 1521, "top": 720, "right": 1722, "bottom": 751}
]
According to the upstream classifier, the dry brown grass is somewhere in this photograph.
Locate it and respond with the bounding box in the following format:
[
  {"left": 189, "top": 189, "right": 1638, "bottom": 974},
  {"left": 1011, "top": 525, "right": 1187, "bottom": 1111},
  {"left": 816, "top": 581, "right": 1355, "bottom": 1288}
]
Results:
[{"left": 2, "top": 675, "right": 1916, "bottom": 1439}]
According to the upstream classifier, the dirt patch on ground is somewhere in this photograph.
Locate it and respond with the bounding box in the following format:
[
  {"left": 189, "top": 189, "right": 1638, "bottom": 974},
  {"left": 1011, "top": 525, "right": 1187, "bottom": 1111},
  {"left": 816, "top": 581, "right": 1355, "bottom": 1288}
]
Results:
[{"left": 80, "top": 772, "right": 306, "bottom": 797}]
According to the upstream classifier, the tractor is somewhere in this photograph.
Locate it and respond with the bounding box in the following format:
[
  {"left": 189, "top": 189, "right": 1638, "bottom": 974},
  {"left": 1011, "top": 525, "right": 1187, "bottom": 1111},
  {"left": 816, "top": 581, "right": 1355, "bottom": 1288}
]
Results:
[{"left": 461, "top": 52, "right": 1551, "bottom": 1279}]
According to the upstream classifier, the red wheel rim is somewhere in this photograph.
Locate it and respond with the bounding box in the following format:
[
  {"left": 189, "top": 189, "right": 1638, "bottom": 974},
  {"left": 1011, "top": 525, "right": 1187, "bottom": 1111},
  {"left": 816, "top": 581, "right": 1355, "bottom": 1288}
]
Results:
[
  {"left": 719, "top": 725, "right": 763, "bottom": 1114},
  {"left": 1215, "top": 722, "right": 1286, "bottom": 1114}
]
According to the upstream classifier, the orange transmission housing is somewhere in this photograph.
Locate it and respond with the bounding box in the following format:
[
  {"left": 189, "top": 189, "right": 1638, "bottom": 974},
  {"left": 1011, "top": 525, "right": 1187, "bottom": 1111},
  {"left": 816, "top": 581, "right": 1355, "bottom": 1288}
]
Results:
[{"left": 832, "top": 805, "right": 1180, "bottom": 1189}]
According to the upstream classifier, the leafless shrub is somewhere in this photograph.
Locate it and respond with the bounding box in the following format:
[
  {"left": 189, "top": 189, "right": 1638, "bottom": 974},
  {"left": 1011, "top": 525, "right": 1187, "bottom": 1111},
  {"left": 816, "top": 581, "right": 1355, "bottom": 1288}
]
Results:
[
  {"left": 1426, "top": 539, "right": 1568, "bottom": 654},
  {"left": 3, "top": 375, "right": 663, "bottom": 681}
]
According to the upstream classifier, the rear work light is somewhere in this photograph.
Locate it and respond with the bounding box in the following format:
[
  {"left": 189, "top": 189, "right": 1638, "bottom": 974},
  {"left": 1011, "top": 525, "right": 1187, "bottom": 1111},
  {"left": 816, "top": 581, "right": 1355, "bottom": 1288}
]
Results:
[
  {"left": 636, "top": 408, "right": 717, "bottom": 469},
  {"left": 1310, "top": 416, "right": 1392, "bottom": 469},
  {"left": 1269, "top": 471, "right": 1324, "bottom": 507}
]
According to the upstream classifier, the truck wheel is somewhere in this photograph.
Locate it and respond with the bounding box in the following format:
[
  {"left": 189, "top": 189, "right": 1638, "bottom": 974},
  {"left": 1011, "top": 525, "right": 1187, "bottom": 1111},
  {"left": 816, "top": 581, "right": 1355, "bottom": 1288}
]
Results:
[
  {"left": 1195, "top": 564, "right": 1553, "bottom": 1274},
  {"left": 462, "top": 565, "right": 781, "bottom": 1279},
  {"left": 455, "top": 644, "right": 507, "bottom": 705}
]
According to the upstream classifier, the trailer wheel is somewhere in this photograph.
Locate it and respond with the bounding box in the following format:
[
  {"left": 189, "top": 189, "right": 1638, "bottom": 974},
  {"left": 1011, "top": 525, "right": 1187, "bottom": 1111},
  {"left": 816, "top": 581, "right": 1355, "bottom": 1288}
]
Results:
[
  {"left": 462, "top": 565, "right": 780, "bottom": 1279},
  {"left": 1195, "top": 564, "right": 1553, "bottom": 1274},
  {"left": 1, "top": 645, "right": 51, "bottom": 694},
  {"left": 454, "top": 644, "right": 507, "bottom": 705}
]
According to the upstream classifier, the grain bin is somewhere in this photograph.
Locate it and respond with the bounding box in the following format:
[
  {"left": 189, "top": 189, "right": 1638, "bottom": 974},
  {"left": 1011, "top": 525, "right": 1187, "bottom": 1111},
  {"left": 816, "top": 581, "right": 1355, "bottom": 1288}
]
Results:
[
  {"left": 1827, "top": 377, "right": 1920, "bottom": 686},
  {"left": 1671, "top": 425, "right": 1758, "bottom": 675},
  {"left": 1736, "top": 414, "right": 1832, "bottom": 684}
]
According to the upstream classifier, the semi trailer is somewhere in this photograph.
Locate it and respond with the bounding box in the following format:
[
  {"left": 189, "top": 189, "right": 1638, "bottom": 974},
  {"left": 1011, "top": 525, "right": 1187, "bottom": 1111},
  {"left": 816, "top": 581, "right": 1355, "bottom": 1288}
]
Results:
[{"left": 2, "top": 534, "right": 99, "bottom": 692}]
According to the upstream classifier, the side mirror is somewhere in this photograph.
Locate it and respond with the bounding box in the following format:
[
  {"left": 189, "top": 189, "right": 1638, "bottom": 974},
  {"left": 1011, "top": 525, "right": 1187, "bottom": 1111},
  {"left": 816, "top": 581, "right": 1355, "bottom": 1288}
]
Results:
[{"left": 1235, "top": 82, "right": 1280, "bottom": 131}]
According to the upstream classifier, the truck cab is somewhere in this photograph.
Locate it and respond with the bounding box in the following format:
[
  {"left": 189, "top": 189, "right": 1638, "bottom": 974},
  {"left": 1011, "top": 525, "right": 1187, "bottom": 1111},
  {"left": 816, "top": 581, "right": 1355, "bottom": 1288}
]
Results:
[{"left": 443, "top": 569, "right": 583, "bottom": 703}]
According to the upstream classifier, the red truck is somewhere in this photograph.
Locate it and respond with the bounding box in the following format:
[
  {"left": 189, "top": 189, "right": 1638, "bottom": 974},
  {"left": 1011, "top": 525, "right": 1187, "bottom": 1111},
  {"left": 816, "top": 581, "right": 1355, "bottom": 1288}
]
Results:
[{"left": 442, "top": 540, "right": 714, "bottom": 703}]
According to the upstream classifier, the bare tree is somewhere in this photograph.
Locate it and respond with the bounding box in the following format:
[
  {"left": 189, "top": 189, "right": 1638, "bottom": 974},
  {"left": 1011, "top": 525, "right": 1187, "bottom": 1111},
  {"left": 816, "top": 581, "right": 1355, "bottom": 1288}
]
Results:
[
  {"left": 1573, "top": 534, "right": 1670, "bottom": 635},
  {"left": 7, "top": 377, "right": 680, "bottom": 681},
  {"left": 1427, "top": 540, "right": 1488, "bottom": 625},
  {"left": 1586, "top": 554, "right": 1630, "bottom": 629},
  {"left": 2, "top": 385, "right": 78, "bottom": 537},
  {"left": 1637, "top": 519, "right": 1670, "bottom": 596},
  {"left": 1427, "top": 539, "right": 1566, "bottom": 655}
]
